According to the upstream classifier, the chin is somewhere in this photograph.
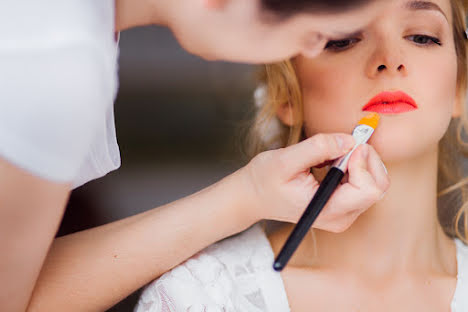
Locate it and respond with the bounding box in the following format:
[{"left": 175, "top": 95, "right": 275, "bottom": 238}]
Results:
[{"left": 367, "top": 116, "right": 449, "bottom": 164}]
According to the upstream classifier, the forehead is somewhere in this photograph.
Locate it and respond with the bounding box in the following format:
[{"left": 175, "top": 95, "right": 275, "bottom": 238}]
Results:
[
  {"left": 255, "top": 0, "right": 455, "bottom": 42},
  {"left": 326, "top": 0, "right": 454, "bottom": 36},
  {"left": 373, "top": 0, "right": 452, "bottom": 23}
]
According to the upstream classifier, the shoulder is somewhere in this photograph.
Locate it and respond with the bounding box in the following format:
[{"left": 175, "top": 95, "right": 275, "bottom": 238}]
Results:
[
  {"left": 0, "top": 0, "right": 115, "bottom": 45},
  {"left": 0, "top": 0, "right": 117, "bottom": 84},
  {"left": 0, "top": 2, "right": 119, "bottom": 182},
  {"left": 452, "top": 239, "right": 468, "bottom": 311},
  {"left": 135, "top": 224, "right": 290, "bottom": 312},
  {"left": 0, "top": 0, "right": 117, "bottom": 107}
]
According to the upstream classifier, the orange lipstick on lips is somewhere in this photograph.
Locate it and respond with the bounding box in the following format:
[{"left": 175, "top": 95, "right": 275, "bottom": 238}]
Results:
[{"left": 363, "top": 91, "right": 418, "bottom": 114}]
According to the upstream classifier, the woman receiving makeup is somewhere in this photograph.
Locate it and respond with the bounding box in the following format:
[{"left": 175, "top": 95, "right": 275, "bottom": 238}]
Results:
[{"left": 136, "top": 0, "right": 468, "bottom": 310}]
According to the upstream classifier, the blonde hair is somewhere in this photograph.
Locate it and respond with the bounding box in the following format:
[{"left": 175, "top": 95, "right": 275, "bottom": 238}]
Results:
[{"left": 248, "top": 0, "right": 468, "bottom": 243}]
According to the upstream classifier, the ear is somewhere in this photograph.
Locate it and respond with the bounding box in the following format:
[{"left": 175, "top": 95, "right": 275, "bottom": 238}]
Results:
[
  {"left": 276, "top": 101, "right": 295, "bottom": 126},
  {"left": 202, "top": 0, "right": 228, "bottom": 9},
  {"left": 452, "top": 87, "right": 464, "bottom": 118}
]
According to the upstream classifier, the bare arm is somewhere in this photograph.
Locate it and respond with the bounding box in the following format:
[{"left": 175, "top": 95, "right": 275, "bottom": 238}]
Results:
[
  {"left": 24, "top": 133, "right": 387, "bottom": 312},
  {"left": 27, "top": 169, "right": 255, "bottom": 312},
  {"left": 0, "top": 158, "right": 70, "bottom": 312}
]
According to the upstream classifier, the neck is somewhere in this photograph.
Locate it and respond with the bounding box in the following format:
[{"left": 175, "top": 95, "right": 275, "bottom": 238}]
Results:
[
  {"left": 272, "top": 145, "right": 457, "bottom": 277},
  {"left": 115, "top": 0, "right": 170, "bottom": 31}
]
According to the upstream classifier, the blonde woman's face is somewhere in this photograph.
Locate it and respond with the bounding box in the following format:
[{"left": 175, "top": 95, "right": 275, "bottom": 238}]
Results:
[{"left": 294, "top": 0, "right": 460, "bottom": 163}]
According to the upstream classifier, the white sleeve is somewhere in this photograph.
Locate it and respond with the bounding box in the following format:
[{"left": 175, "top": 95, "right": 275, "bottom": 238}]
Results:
[
  {"left": 0, "top": 0, "right": 115, "bottom": 183},
  {"left": 0, "top": 44, "right": 108, "bottom": 183}
]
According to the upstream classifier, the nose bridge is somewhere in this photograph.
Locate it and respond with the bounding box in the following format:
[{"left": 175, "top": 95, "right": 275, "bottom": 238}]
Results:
[{"left": 366, "top": 30, "right": 406, "bottom": 78}]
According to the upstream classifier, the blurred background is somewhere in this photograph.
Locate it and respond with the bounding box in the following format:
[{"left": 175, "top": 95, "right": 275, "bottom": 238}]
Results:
[{"left": 56, "top": 26, "right": 257, "bottom": 311}]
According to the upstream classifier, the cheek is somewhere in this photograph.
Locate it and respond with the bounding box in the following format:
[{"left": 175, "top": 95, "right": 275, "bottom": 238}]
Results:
[
  {"left": 217, "top": 20, "right": 304, "bottom": 63},
  {"left": 422, "top": 53, "right": 458, "bottom": 119},
  {"left": 298, "top": 58, "right": 364, "bottom": 136},
  {"left": 370, "top": 52, "right": 458, "bottom": 163}
]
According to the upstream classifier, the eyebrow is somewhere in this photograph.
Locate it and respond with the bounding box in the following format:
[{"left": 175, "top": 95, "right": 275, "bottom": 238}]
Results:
[
  {"left": 405, "top": 0, "right": 448, "bottom": 22},
  {"left": 330, "top": 0, "right": 447, "bottom": 39}
]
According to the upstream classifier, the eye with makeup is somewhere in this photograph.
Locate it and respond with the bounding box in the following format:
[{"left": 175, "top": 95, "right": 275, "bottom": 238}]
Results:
[{"left": 405, "top": 34, "right": 442, "bottom": 46}]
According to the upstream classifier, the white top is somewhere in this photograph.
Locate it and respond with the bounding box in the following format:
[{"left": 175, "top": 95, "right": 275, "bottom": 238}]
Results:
[
  {"left": 135, "top": 225, "right": 468, "bottom": 312},
  {"left": 0, "top": 0, "right": 120, "bottom": 187}
]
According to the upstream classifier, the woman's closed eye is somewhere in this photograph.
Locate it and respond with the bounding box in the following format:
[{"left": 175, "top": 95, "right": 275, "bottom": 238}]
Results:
[
  {"left": 324, "top": 33, "right": 442, "bottom": 52},
  {"left": 405, "top": 34, "right": 442, "bottom": 46},
  {"left": 324, "top": 38, "right": 361, "bottom": 52}
]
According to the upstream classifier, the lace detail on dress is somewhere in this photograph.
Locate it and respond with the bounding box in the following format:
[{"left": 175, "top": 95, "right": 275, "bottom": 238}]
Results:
[
  {"left": 135, "top": 227, "right": 468, "bottom": 312},
  {"left": 134, "top": 225, "right": 290, "bottom": 312},
  {"left": 139, "top": 282, "right": 178, "bottom": 312}
]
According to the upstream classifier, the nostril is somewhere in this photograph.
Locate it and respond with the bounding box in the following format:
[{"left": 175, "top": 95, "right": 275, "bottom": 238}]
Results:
[
  {"left": 398, "top": 64, "right": 404, "bottom": 71},
  {"left": 377, "top": 65, "right": 386, "bottom": 71}
]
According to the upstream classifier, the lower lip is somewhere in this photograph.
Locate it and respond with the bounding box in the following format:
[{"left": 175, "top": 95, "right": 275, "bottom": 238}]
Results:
[{"left": 363, "top": 102, "right": 417, "bottom": 114}]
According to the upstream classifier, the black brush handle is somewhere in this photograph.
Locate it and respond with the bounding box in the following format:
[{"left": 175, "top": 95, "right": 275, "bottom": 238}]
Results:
[{"left": 273, "top": 167, "right": 344, "bottom": 271}]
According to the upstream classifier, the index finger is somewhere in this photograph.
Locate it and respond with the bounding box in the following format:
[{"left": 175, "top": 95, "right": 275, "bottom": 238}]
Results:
[{"left": 280, "top": 133, "right": 355, "bottom": 174}]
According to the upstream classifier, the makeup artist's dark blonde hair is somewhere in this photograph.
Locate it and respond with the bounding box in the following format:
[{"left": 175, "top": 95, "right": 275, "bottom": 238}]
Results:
[{"left": 247, "top": 0, "right": 468, "bottom": 243}]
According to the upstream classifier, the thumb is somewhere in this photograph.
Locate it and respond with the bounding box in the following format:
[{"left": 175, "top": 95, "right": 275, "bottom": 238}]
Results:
[
  {"left": 351, "top": 144, "right": 369, "bottom": 171},
  {"left": 347, "top": 144, "right": 375, "bottom": 188}
]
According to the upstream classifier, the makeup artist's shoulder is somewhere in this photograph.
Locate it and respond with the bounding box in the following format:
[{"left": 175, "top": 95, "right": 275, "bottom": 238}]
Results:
[{"left": 135, "top": 224, "right": 288, "bottom": 312}]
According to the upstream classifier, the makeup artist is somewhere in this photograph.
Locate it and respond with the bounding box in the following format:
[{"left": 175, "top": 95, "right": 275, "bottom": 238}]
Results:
[{"left": 0, "top": 0, "right": 385, "bottom": 311}]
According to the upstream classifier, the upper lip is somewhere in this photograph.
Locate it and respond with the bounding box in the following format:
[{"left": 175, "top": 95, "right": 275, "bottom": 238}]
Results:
[{"left": 362, "top": 91, "right": 418, "bottom": 111}]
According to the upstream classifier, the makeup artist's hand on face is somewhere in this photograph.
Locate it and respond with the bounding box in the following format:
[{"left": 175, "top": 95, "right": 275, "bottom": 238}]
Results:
[{"left": 243, "top": 133, "right": 390, "bottom": 232}]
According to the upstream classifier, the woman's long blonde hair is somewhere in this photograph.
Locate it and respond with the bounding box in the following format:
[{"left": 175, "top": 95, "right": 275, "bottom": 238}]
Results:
[{"left": 248, "top": 0, "right": 468, "bottom": 243}]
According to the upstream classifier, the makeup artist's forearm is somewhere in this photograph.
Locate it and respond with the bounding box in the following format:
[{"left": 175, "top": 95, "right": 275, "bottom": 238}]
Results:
[{"left": 28, "top": 169, "right": 254, "bottom": 312}]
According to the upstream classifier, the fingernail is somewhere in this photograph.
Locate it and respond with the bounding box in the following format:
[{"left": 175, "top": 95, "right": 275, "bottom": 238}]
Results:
[
  {"left": 381, "top": 160, "right": 388, "bottom": 175},
  {"left": 335, "top": 135, "right": 355, "bottom": 150}
]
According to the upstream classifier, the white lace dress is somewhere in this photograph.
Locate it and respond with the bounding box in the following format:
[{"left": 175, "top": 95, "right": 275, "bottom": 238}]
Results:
[{"left": 134, "top": 225, "right": 468, "bottom": 312}]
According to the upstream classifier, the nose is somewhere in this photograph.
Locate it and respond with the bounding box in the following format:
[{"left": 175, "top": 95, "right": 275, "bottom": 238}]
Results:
[
  {"left": 301, "top": 32, "right": 328, "bottom": 58},
  {"left": 365, "top": 42, "right": 408, "bottom": 79}
]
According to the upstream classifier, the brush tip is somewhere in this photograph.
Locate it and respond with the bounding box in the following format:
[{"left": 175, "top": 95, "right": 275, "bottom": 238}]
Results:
[{"left": 358, "top": 112, "right": 380, "bottom": 129}]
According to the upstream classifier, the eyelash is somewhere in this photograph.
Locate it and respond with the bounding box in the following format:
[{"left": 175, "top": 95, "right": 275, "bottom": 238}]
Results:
[
  {"left": 324, "top": 34, "right": 442, "bottom": 52},
  {"left": 324, "top": 38, "right": 361, "bottom": 51},
  {"left": 406, "top": 34, "right": 442, "bottom": 46}
]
